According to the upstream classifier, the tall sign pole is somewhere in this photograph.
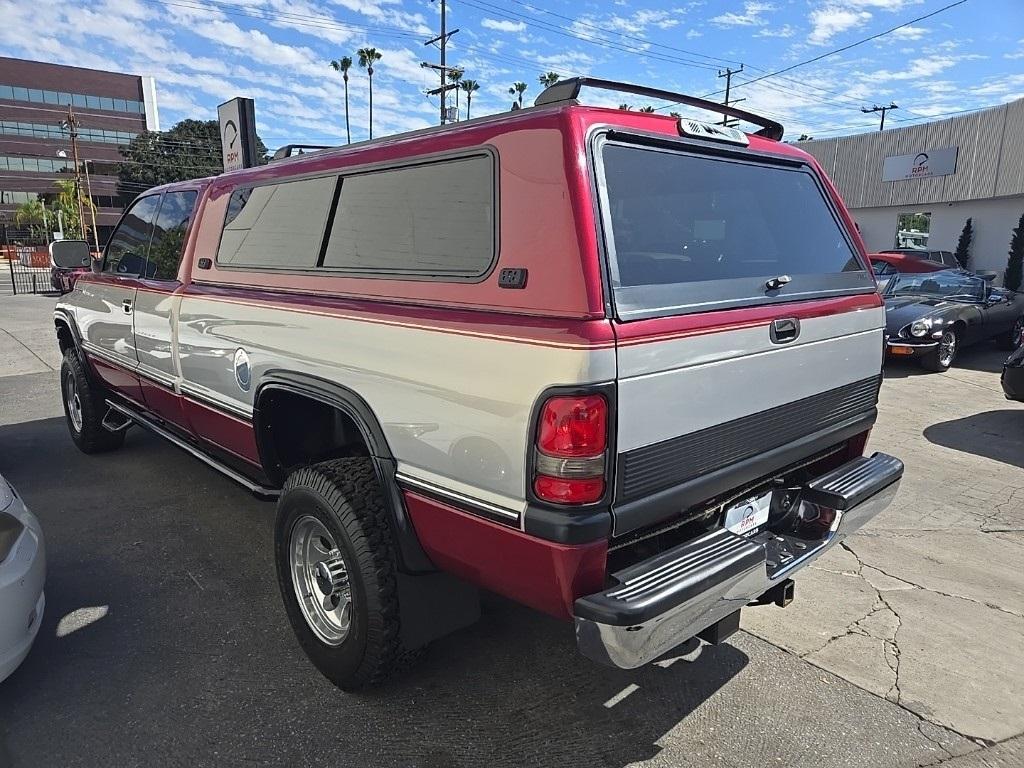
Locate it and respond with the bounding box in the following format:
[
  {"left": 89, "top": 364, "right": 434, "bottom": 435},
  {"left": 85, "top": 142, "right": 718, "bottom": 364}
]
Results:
[{"left": 217, "top": 98, "right": 258, "bottom": 172}]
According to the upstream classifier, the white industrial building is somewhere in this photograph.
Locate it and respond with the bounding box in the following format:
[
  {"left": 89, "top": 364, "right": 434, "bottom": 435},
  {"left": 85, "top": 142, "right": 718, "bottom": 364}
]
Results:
[{"left": 799, "top": 98, "right": 1024, "bottom": 280}]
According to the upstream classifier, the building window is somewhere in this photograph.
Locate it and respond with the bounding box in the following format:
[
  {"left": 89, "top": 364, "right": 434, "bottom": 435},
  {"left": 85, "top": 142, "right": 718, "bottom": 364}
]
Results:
[
  {"left": 0, "top": 120, "right": 137, "bottom": 145},
  {"left": 0, "top": 84, "right": 145, "bottom": 114},
  {"left": 895, "top": 212, "right": 931, "bottom": 249}
]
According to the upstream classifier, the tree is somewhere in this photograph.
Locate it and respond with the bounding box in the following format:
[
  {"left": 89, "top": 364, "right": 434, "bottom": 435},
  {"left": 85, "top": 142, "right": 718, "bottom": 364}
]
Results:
[
  {"left": 358, "top": 47, "right": 382, "bottom": 139},
  {"left": 954, "top": 218, "right": 973, "bottom": 270},
  {"left": 508, "top": 81, "right": 527, "bottom": 109},
  {"left": 797, "top": 133, "right": 814, "bottom": 141},
  {"left": 117, "top": 119, "right": 269, "bottom": 199},
  {"left": 639, "top": 106, "right": 656, "bottom": 113},
  {"left": 1006, "top": 212, "right": 1024, "bottom": 292},
  {"left": 447, "top": 66, "right": 464, "bottom": 120},
  {"left": 13, "top": 198, "right": 47, "bottom": 240},
  {"left": 538, "top": 71, "right": 560, "bottom": 90},
  {"left": 47, "top": 179, "right": 95, "bottom": 241},
  {"left": 329, "top": 56, "right": 353, "bottom": 144},
  {"left": 669, "top": 112, "right": 682, "bottom": 118},
  {"left": 618, "top": 104, "right": 632, "bottom": 111},
  {"left": 461, "top": 79, "right": 480, "bottom": 120}
]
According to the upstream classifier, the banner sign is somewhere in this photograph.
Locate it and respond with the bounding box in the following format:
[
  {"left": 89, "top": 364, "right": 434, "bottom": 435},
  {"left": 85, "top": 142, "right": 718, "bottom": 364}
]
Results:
[
  {"left": 882, "top": 147, "right": 958, "bottom": 182},
  {"left": 217, "top": 97, "right": 258, "bottom": 172}
]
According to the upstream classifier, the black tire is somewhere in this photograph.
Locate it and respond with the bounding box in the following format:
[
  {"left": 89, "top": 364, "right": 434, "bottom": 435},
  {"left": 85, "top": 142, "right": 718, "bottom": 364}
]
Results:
[
  {"left": 274, "top": 457, "right": 422, "bottom": 690},
  {"left": 996, "top": 316, "right": 1024, "bottom": 351},
  {"left": 920, "top": 328, "right": 959, "bottom": 372},
  {"left": 60, "top": 350, "right": 125, "bottom": 453}
]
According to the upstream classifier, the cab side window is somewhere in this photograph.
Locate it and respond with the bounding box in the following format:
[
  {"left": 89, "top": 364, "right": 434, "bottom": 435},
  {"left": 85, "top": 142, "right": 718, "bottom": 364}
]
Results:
[
  {"left": 146, "top": 191, "right": 198, "bottom": 281},
  {"left": 104, "top": 195, "right": 161, "bottom": 276}
]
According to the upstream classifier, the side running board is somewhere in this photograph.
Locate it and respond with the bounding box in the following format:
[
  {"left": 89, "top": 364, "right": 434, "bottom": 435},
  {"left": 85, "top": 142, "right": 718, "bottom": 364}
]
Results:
[{"left": 104, "top": 400, "right": 280, "bottom": 499}]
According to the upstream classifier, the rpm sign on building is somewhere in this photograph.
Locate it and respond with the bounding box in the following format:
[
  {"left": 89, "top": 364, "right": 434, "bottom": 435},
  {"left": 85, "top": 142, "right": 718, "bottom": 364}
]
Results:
[
  {"left": 217, "top": 97, "right": 258, "bottom": 172},
  {"left": 882, "top": 147, "right": 958, "bottom": 182}
]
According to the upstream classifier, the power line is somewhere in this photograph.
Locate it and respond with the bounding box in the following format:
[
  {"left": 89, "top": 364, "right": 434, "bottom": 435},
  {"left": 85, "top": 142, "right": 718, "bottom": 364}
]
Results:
[
  {"left": 148, "top": 0, "right": 424, "bottom": 42},
  {"left": 654, "top": 0, "right": 969, "bottom": 113}
]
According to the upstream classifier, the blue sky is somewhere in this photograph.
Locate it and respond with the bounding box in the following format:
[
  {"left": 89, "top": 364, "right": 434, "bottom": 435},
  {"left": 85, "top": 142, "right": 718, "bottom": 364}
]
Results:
[{"left": 1, "top": 0, "right": 1022, "bottom": 149}]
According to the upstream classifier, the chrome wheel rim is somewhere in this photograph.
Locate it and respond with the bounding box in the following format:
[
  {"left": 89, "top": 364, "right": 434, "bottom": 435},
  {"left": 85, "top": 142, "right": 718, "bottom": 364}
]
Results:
[
  {"left": 939, "top": 331, "right": 957, "bottom": 367},
  {"left": 65, "top": 372, "right": 83, "bottom": 433},
  {"left": 289, "top": 515, "right": 353, "bottom": 646}
]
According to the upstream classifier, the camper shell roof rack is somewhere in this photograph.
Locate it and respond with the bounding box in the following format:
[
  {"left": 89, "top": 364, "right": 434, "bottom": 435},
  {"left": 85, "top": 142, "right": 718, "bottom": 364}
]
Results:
[
  {"left": 271, "top": 144, "right": 335, "bottom": 162},
  {"left": 534, "top": 77, "right": 785, "bottom": 141}
]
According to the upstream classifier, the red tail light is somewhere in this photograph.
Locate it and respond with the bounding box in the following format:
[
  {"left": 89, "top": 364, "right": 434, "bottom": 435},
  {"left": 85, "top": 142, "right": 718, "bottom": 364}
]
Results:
[{"left": 533, "top": 394, "right": 608, "bottom": 505}]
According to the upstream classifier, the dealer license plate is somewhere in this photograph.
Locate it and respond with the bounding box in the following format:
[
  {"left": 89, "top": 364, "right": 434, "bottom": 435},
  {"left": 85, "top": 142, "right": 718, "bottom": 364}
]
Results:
[{"left": 723, "top": 491, "right": 772, "bottom": 536}]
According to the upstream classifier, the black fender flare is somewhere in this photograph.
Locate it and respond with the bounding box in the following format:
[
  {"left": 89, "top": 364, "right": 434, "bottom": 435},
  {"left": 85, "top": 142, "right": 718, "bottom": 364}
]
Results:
[
  {"left": 53, "top": 308, "right": 96, "bottom": 385},
  {"left": 253, "top": 370, "right": 434, "bottom": 574}
]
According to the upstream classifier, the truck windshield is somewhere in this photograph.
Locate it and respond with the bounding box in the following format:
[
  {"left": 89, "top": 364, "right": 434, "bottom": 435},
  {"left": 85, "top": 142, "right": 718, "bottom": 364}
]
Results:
[{"left": 598, "top": 141, "right": 873, "bottom": 320}]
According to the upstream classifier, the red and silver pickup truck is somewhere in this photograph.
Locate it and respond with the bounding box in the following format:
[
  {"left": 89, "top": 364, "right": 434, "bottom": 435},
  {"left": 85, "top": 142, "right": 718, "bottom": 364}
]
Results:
[{"left": 52, "top": 78, "right": 903, "bottom": 690}]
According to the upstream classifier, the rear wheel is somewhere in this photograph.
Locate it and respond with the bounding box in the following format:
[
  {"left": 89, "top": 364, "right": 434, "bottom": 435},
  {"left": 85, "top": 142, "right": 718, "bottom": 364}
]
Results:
[
  {"left": 60, "top": 350, "right": 125, "bottom": 453},
  {"left": 997, "top": 316, "right": 1024, "bottom": 351},
  {"left": 274, "top": 457, "right": 423, "bottom": 690},
  {"left": 920, "top": 329, "right": 959, "bottom": 372}
]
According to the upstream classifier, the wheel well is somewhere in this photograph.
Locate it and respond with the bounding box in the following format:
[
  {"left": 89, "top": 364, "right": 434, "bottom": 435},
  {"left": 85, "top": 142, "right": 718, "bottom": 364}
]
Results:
[
  {"left": 256, "top": 388, "right": 370, "bottom": 485},
  {"left": 55, "top": 320, "right": 75, "bottom": 355}
]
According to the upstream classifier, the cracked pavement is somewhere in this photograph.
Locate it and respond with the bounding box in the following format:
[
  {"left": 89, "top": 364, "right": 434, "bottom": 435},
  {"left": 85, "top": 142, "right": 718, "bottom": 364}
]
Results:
[
  {"left": 745, "top": 344, "right": 1024, "bottom": 755},
  {"left": 2, "top": 294, "right": 1023, "bottom": 767}
]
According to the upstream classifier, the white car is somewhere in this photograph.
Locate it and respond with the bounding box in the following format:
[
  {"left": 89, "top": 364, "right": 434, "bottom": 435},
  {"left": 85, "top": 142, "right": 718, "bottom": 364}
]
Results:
[{"left": 0, "top": 473, "right": 45, "bottom": 683}]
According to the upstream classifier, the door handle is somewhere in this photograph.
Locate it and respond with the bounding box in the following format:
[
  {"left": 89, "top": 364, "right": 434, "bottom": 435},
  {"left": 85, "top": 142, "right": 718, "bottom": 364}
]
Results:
[{"left": 122, "top": 298, "right": 134, "bottom": 315}]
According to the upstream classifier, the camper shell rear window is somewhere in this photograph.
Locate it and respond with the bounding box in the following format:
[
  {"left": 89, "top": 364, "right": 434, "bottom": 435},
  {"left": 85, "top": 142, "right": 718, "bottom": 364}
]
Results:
[{"left": 595, "top": 136, "right": 874, "bottom": 320}]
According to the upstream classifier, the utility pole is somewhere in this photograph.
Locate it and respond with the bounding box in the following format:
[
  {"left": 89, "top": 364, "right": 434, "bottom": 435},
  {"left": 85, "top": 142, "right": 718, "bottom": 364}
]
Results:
[
  {"left": 59, "top": 106, "right": 87, "bottom": 243},
  {"left": 862, "top": 102, "right": 899, "bottom": 131},
  {"left": 717, "top": 64, "right": 745, "bottom": 127},
  {"left": 423, "top": 0, "right": 459, "bottom": 125}
]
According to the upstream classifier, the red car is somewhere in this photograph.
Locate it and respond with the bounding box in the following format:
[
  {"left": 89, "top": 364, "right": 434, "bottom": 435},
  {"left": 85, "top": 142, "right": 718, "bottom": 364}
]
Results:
[{"left": 869, "top": 252, "right": 944, "bottom": 292}]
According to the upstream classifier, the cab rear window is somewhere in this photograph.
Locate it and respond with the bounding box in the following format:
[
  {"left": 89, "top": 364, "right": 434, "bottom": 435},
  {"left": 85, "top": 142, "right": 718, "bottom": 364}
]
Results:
[{"left": 597, "top": 141, "right": 873, "bottom": 320}]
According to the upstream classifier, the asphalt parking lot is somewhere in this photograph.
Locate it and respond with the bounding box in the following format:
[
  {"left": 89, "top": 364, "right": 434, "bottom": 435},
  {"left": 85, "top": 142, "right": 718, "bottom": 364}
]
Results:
[{"left": 1, "top": 294, "right": 1022, "bottom": 768}]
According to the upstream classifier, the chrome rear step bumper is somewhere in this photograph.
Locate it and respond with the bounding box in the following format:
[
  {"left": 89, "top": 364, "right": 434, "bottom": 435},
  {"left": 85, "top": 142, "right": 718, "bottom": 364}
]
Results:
[{"left": 574, "top": 452, "right": 903, "bottom": 669}]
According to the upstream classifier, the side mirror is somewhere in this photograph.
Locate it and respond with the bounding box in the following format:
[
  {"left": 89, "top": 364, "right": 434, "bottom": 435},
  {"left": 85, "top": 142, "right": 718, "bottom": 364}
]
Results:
[{"left": 49, "top": 240, "right": 91, "bottom": 269}]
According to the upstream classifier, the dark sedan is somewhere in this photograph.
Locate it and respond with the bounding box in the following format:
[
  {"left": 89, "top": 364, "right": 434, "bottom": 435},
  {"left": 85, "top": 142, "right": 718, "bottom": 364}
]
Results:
[{"left": 883, "top": 270, "right": 1024, "bottom": 372}]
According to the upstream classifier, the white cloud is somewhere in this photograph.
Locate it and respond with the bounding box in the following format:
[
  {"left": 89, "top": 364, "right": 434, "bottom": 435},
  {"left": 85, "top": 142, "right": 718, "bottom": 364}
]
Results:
[
  {"left": 756, "top": 24, "right": 796, "bottom": 38},
  {"left": 481, "top": 18, "right": 526, "bottom": 33},
  {"left": 808, "top": 6, "right": 872, "bottom": 45},
  {"left": 890, "top": 25, "right": 929, "bottom": 40},
  {"left": 710, "top": 2, "right": 775, "bottom": 27}
]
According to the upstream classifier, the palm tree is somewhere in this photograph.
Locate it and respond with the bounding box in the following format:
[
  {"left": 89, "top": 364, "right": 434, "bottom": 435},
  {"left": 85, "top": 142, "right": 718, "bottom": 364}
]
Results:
[
  {"left": 639, "top": 106, "right": 656, "bottom": 113},
  {"left": 329, "top": 56, "right": 353, "bottom": 144},
  {"left": 13, "top": 198, "right": 46, "bottom": 240},
  {"left": 461, "top": 79, "right": 480, "bottom": 119},
  {"left": 357, "top": 47, "right": 382, "bottom": 139},
  {"left": 538, "top": 71, "right": 560, "bottom": 90},
  {"left": 618, "top": 104, "right": 632, "bottom": 111},
  {"left": 669, "top": 112, "right": 682, "bottom": 118},
  {"left": 447, "top": 66, "right": 464, "bottom": 121},
  {"left": 508, "top": 81, "right": 527, "bottom": 109}
]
